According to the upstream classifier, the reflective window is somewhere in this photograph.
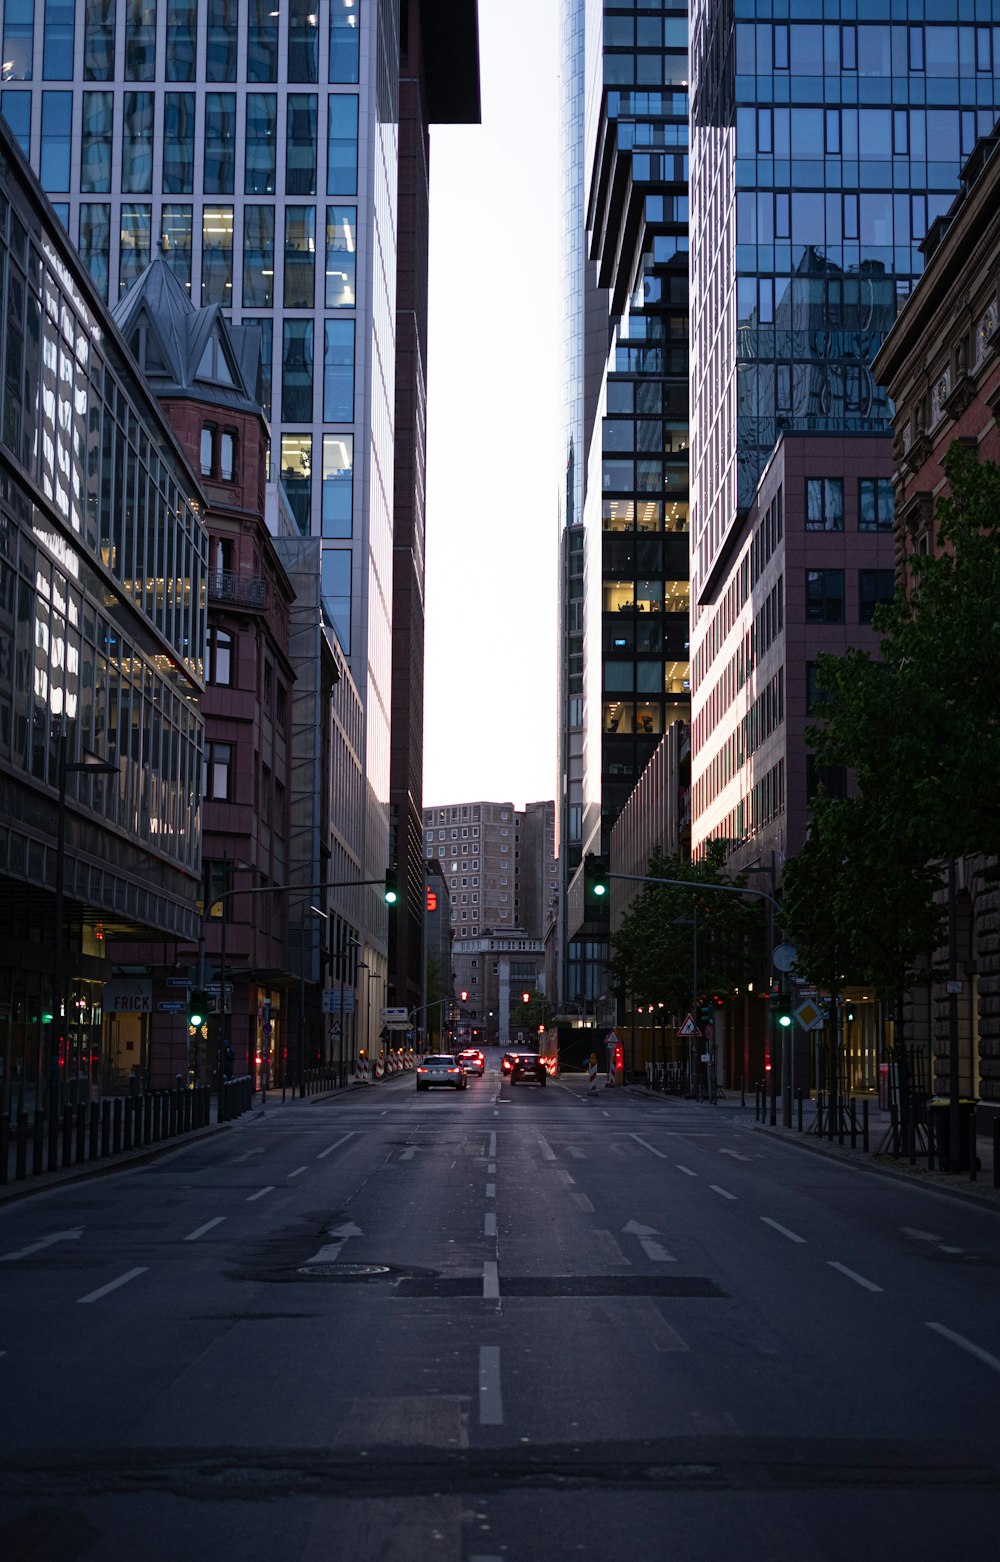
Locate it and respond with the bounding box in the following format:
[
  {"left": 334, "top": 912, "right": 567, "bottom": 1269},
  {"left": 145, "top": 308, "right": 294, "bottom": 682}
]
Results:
[
  {"left": 282, "top": 320, "right": 314, "bottom": 422},
  {"left": 80, "top": 91, "right": 113, "bottom": 192},
  {"left": 805, "top": 569, "right": 845, "bottom": 625},
  {"left": 247, "top": 0, "right": 278, "bottom": 82},
  {"left": 286, "top": 94, "right": 317, "bottom": 195},
  {"left": 322, "top": 434, "right": 353, "bottom": 537},
  {"left": 122, "top": 91, "right": 154, "bottom": 194},
  {"left": 244, "top": 93, "right": 277, "bottom": 194},
  {"left": 805, "top": 478, "right": 844, "bottom": 532},
  {"left": 325, "top": 205, "right": 356, "bottom": 307},
  {"left": 120, "top": 203, "right": 151, "bottom": 295},
  {"left": 206, "top": 0, "right": 238, "bottom": 81},
  {"left": 200, "top": 426, "right": 214, "bottom": 475},
  {"left": 329, "top": 0, "right": 360, "bottom": 82},
  {"left": 165, "top": 0, "right": 196, "bottom": 81},
  {"left": 321, "top": 548, "right": 350, "bottom": 650},
  {"left": 242, "top": 206, "right": 274, "bottom": 308},
  {"left": 201, "top": 206, "right": 234, "bottom": 305},
  {"left": 327, "top": 94, "right": 358, "bottom": 195},
  {"left": 160, "top": 204, "right": 192, "bottom": 293},
  {"left": 859, "top": 569, "right": 894, "bottom": 626},
  {"left": 2, "top": 0, "right": 33, "bottom": 80},
  {"left": 288, "top": 0, "right": 318, "bottom": 82},
  {"left": 79, "top": 203, "right": 110, "bottom": 299},
  {"left": 125, "top": 0, "right": 156, "bottom": 81},
  {"left": 283, "top": 205, "right": 315, "bottom": 309},
  {"left": 859, "top": 478, "right": 894, "bottom": 532},
  {"left": 279, "top": 433, "right": 312, "bottom": 533},
  {"left": 43, "top": 0, "right": 75, "bottom": 78},
  {"left": 207, "top": 627, "right": 233, "bottom": 685},
  {"left": 204, "top": 742, "right": 233, "bottom": 800},
  {"left": 204, "top": 93, "right": 236, "bottom": 194},
  {"left": 163, "top": 93, "right": 194, "bottom": 193},
  {"left": 83, "top": 0, "right": 114, "bottom": 76},
  {"left": 1, "top": 90, "right": 31, "bottom": 155},
  {"left": 39, "top": 91, "right": 72, "bottom": 190},
  {"left": 323, "top": 319, "right": 354, "bottom": 422},
  {"left": 220, "top": 431, "right": 235, "bottom": 481},
  {"left": 243, "top": 316, "right": 273, "bottom": 418}
]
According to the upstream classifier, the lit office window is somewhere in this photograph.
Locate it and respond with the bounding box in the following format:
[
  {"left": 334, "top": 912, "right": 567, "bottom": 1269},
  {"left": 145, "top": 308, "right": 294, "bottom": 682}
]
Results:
[
  {"left": 80, "top": 91, "right": 113, "bottom": 191},
  {"left": 321, "top": 548, "right": 351, "bottom": 651},
  {"left": 204, "top": 93, "right": 236, "bottom": 194},
  {"left": 165, "top": 0, "right": 196, "bottom": 81},
  {"left": 242, "top": 206, "right": 274, "bottom": 308},
  {"left": 83, "top": 0, "right": 114, "bottom": 79},
  {"left": 42, "top": 0, "right": 75, "bottom": 78},
  {"left": 327, "top": 94, "right": 358, "bottom": 195},
  {"left": 244, "top": 93, "right": 277, "bottom": 194},
  {"left": 247, "top": 0, "right": 277, "bottom": 83},
  {"left": 279, "top": 434, "right": 312, "bottom": 533},
  {"left": 201, "top": 206, "right": 234, "bottom": 305},
  {"left": 39, "top": 91, "right": 72, "bottom": 190},
  {"left": 242, "top": 316, "right": 273, "bottom": 418},
  {"left": 283, "top": 205, "right": 315, "bottom": 309},
  {"left": 2, "top": 0, "right": 33, "bottom": 80},
  {"left": 160, "top": 203, "right": 192, "bottom": 292},
  {"left": 322, "top": 434, "right": 353, "bottom": 538},
  {"left": 163, "top": 93, "right": 194, "bottom": 193},
  {"left": 124, "top": 0, "right": 156, "bottom": 81},
  {"left": 1, "top": 90, "right": 31, "bottom": 155},
  {"left": 323, "top": 320, "right": 354, "bottom": 423},
  {"left": 288, "top": 0, "right": 319, "bottom": 83},
  {"left": 325, "top": 206, "right": 356, "bottom": 307},
  {"left": 286, "top": 94, "right": 317, "bottom": 195},
  {"left": 281, "top": 320, "right": 314, "bottom": 422},
  {"left": 120, "top": 203, "right": 151, "bottom": 295},
  {"left": 122, "top": 90, "right": 154, "bottom": 193},
  {"left": 330, "top": 0, "right": 360, "bottom": 83},
  {"left": 78, "top": 203, "right": 110, "bottom": 299},
  {"left": 206, "top": 0, "right": 238, "bottom": 81}
]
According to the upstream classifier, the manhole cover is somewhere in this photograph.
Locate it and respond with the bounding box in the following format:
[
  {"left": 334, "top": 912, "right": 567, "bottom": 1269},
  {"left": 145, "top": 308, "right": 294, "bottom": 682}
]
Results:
[{"left": 297, "top": 1262, "right": 391, "bottom": 1278}]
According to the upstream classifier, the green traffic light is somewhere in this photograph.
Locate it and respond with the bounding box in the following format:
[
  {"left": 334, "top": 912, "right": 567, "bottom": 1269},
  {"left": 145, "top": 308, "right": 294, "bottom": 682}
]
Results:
[{"left": 778, "top": 1013, "right": 793, "bottom": 1027}]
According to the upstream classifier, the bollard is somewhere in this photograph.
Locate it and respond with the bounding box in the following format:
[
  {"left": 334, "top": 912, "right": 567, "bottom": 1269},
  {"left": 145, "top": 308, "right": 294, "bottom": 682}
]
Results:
[
  {"left": 0, "top": 1113, "right": 8, "bottom": 1185},
  {"left": 112, "top": 1098, "right": 123, "bottom": 1155},
  {"left": 33, "top": 1109, "right": 45, "bottom": 1175},
  {"left": 169, "top": 1088, "right": 178, "bottom": 1137},
  {"left": 47, "top": 1102, "right": 60, "bottom": 1172},
  {"left": 862, "top": 1099, "right": 869, "bottom": 1154},
  {"left": 123, "top": 1096, "right": 133, "bottom": 1152},
  {"left": 101, "top": 1099, "right": 111, "bottom": 1156},
  {"left": 850, "top": 1099, "right": 857, "bottom": 1151},
  {"left": 62, "top": 1104, "right": 73, "bottom": 1167},
  {"left": 144, "top": 1093, "right": 153, "bottom": 1142},
  {"left": 16, "top": 1113, "right": 28, "bottom": 1180},
  {"left": 76, "top": 1102, "right": 87, "bottom": 1163},
  {"left": 89, "top": 1100, "right": 100, "bottom": 1160}
]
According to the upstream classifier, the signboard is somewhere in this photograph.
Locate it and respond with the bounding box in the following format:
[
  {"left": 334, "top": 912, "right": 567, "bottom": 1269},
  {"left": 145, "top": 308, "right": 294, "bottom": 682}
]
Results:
[
  {"left": 322, "top": 987, "right": 355, "bottom": 1014},
  {"left": 166, "top": 977, "right": 191, "bottom": 989},
  {"left": 103, "top": 980, "right": 152, "bottom": 1015},
  {"left": 678, "top": 1013, "right": 700, "bottom": 1038},
  {"left": 794, "top": 998, "right": 826, "bottom": 1032},
  {"left": 157, "top": 1000, "right": 186, "bottom": 1013},
  {"left": 330, "top": 1021, "right": 342, "bottom": 1040},
  {"left": 382, "top": 1005, "right": 410, "bottom": 1031}
]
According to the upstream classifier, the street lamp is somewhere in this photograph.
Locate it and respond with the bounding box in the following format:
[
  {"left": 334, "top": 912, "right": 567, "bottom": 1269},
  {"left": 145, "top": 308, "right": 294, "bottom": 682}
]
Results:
[{"left": 52, "top": 735, "right": 118, "bottom": 1112}]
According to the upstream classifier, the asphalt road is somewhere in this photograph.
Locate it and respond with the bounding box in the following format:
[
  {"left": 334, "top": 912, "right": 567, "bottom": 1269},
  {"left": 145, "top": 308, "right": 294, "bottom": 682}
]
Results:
[{"left": 1, "top": 1047, "right": 998, "bottom": 1561}]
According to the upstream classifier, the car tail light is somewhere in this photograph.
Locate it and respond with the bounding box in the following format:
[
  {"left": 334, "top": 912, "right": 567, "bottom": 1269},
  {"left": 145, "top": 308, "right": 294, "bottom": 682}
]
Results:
[
  {"left": 417, "top": 1067, "right": 427, "bottom": 1074},
  {"left": 448, "top": 1067, "right": 460, "bottom": 1074}
]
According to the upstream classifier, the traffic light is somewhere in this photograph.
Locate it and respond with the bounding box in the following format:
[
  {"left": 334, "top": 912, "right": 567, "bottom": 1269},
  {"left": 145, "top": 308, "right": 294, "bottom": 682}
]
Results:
[
  {"left": 460, "top": 989, "right": 469, "bottom": 1002},
  {"left": 522, "top": 991, "right": 531, "bottom": 1004},
  {"left": 189, "top": 988, "right": 210, "bottom": 1028},
  {"left": 384, "top": 868, "right": 398, "bottom": 905},
  {"left": 583, "top": 852, "right": 609, "bottom": 904},
  {"left": 770, "top": 992, "right": 793, "bottom": 1028}
]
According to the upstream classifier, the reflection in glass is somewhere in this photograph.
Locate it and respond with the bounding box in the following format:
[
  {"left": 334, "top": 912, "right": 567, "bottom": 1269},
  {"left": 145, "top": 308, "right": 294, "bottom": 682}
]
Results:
[
  {"left": 201, "top": 206, "right": 234, "bottom": 305},
  {"left": 2, "top": 0, "right": 34, "bottom": 81},
  {"left": 206, "top": 0, "right": 238, "bottom": 82},
  {"left": 43, "top": 0, "right": 75, "bottom": 79},
  {"left": 288, "top": 0, "right": 318, "bottom": 82},
  {"left": 247, "top": 0, "right": 278, "bottom": 83},
  {"left": 286, "top": 94, "right": 317, "bottom": 194},
  {"left": 321, "top": 548, "right": 350, "bottom": 651},
  {"left": 1, "top": 90, "right": 30, "bottom": 154},
  {"left": 282, "top": 320, "right": 314, "bottom": 422},
  {"left": 165, "top": 0, "right": 196, "bottom": 81},
  {"left": 124, "top": 0, "right": 156, "bottom": 81},
  {"left": 322, "top": 434, "right": 353, "bottom": 537},
  {"left": 122, "top": 91, "right": 154, "bottom": 194},
  {"left": 279, "top": 433, "right": 312, "bottom": 533},
  {"left": 163, "top": 93, "right": 194, "bottom": 193},
  {"left": 160, "top": 204, "right": 192, "bottom": 293},
  {"left": 242, "top": 206, "right": 274, "bottom": 308},
  {"left": 204, "top": 93, "right": 236, "bottom": 194},
  {"left": 119, "top": 203, "right": 151, "bottom": 296},
  {"left": 284, "top": 205, "right": 315, "bottom": 309},
  {"left": 323, "top": 319, "right": 354, "bottom": 422},
  {"left": 327, "top": 93, "right": 358, "bottom": 195},
  {"left": 81, "top": 92, "right": 113, "bottom": 191},
  {"left": 245, "top": 93, "right": 277, "bottom": 194},
  {"left": 243, "top": 317, "right": 272, "bottom": 418},
  {"left": 39, "top": 91, "right": 72, "bottom": 190},
  {"left": 325, "top": 206, "right": 356, "bottom": 307},
  {"left": 83, "top": 0, "right": 115, "bottom": 79},
  {"left": 329, "top": 0, "right": 360, "bottom": 83},
  {"left": 79, "top": 203, "right": 111, "bottom": 300}
]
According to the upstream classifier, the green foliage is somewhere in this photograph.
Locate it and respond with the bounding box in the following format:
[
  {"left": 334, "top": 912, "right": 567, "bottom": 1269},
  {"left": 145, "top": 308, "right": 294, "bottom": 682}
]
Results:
[
  {"left": 607, "top": 846, "right": 761, "bottom": 1013},
  {"left": 784, "top": 442, "right": 1000, "bottom": 995}
]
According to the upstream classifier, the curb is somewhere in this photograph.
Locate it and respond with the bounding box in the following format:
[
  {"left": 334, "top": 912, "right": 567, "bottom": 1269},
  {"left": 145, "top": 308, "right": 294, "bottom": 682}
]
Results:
[{"left": 0, "top": 1122, "right": 231, "bottom": 1210}]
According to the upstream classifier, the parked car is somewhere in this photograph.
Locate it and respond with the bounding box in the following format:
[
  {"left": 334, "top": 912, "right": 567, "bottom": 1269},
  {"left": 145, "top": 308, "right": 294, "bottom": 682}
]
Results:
[
  {"left": 510, "top": 1052, "right": 546, "bottom": 1086},
  {"left": 457, "top": 1048, "right": 485, "bottom": 1075},
  {"left": 415, "top": 1054, "right": 467, "bottom": 1091}
]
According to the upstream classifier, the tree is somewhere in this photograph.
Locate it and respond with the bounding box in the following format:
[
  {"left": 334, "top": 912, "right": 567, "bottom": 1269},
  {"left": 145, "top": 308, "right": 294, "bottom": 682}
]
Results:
[{"left": 607, "top": 846, "right": 760, "bottom": 1016}]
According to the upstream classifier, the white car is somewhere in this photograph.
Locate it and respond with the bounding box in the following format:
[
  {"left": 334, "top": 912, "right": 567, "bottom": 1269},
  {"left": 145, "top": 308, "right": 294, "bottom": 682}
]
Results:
[{"left": 415, "top": 1054, "right": 467, "bottom": 1091}]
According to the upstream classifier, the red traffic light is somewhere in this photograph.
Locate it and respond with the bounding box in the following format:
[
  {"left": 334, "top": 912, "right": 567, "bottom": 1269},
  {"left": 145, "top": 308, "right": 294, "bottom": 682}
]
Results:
[
  {"left": 522, "top": 991, "right": 530, "bottom": 1003},
  {"left": 460, "top": 989, "right": 469, "bottom": 1002}
]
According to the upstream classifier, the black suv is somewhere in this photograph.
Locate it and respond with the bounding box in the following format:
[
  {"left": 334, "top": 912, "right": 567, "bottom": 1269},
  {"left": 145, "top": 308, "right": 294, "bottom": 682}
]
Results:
[{"left": 510, "top": 1052, "right": 547, "bottom": 1086}]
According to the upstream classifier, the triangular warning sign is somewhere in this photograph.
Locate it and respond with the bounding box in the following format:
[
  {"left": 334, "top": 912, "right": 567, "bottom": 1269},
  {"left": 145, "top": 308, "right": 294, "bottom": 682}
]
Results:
[{"left": 678, "top": 1013, "right": 700, "bottom": 1037}]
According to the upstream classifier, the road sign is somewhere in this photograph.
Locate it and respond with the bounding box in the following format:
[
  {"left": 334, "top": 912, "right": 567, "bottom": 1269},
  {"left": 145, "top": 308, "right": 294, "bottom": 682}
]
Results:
[
  {"left": 382, "top": 1007, "right": 409, "bottom": 1022},
  {"left": 794, "top": 998, "right": 826, "bottom": 1031},
  {"left": 166, "top": 977, "right": 191, "bottom": 989},
  {"left": 157, "top": 1000, "right": 186, "bottom": 1013},
  {"left": 322, "top": 987, "right": 355, "bottom": 1014},
  {"left": 678, "top": 1013, "right": 700, "bottom": 1038},
  {"left": 330, "top": 1020, "right": 342, "bottom": 1040}
]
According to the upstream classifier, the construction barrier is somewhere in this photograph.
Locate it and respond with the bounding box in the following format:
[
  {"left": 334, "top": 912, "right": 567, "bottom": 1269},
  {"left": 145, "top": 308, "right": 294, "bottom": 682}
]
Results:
[{"left": 355, "top": 1051, "right": 369, "bottom": 1083}]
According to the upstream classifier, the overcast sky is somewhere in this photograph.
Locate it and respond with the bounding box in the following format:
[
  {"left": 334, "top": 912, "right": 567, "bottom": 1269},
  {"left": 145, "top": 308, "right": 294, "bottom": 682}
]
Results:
[{"left": 423, "top": 0, "right": 562, "bottom": 811}]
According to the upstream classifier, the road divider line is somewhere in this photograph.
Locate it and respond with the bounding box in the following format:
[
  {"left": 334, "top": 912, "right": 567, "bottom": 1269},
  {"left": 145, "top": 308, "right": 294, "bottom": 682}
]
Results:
[
  {"left": 483, "top": 1260, "right": 499, "bottom": 1299},
  {"left": 709, "top": 1185, "right": 737, "bottom": 1201},
  {"left": 488, "top": 1162, "right": 496, "bottom": 1174},
  {"left": 184, "top": 1217, "right": 226, "bottom": 1242},
  {"left": 631, "top": 1134, "right": 668, "bottom": 1160},
  {"left": 317, "top": 1132, "right": 356, "bottom": 1160},
  {"left": 761, "top": 1217, "right": 805, "bottom": 1244},
  {"left": 488, "top": 1132, "right": 496, "bottom": 1157},
  {"left": 479, "top": 1345, "right": 503, "bottom": 1426},
  {"left": 288, "top": 1166, "right": 307, "bottom": 1178},
  {"left": 676, "top": 1165, "right": 697, "bottom": 1178},
  {"left": 77, "top": 1267, "right": 147, "bottom": 1305},
  {"left": 486, "top": 1183, "right": 496, "bottom": 1198},
  {"left": 925, "top": 1322, "right": 1000, "bottom": 1374},
  {"left": 246, "top": 1186, "right": 275, "bottom": 1202},
  {"left": 484, "top": 1212, "right": 497, "bottom": 1237},
  {"left": 537, "top": 1135, "right": 556, "bottom": 1162},
  {"left": 828, "top": 1261, "right": 883, "bottom": 1293}
]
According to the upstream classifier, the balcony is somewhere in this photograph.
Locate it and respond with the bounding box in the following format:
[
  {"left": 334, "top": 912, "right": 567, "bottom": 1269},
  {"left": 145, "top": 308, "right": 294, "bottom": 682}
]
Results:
[{"left": 208, "top": 571, "right": 268, "bottom": 611}]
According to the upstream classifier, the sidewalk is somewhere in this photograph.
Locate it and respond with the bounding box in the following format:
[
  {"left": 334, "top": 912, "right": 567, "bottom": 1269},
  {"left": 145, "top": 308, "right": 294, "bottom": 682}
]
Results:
[{"left": 628, "top": 1083, "right": 1000, "bottom": 1212}]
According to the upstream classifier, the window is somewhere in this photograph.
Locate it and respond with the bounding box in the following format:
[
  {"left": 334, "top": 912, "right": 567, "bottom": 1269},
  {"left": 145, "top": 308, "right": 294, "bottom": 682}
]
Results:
[
  {"left": 165, "top": 0, "right": 195, "bottom": 80},
  {"left": 205, "top": 742, "right": 234, "bottom": 800},
  {"left": 84, "top": 0, "right": 115, "bottom": 80},
  {"left": 288, "top": 0, "right": 318, "bottom": 81},
  {"left": 859, "top": 570, "right": 894, "bottom": 626},
  {"left": 220, "top": 431, "right": 235, "bottom": 481},
  {"left": 284, "top": 205, "right": 315, "bottom": 308},
  {"left": 122, "top": 90, "right": 154, "bottom": 193},
  {"left": 245, "top": 93, "right": 277, "bottom": 194},
  {"left": 206, "top": 0, "right": 238, "bottom": 81},
  {"left": 805, "top": 570, "right": 845, "bottom": 624},
  {"left": 161, "top": 204, "right": 192, "bottom": 292},
  {"left": 248, "top": 0, "right": 278, "bottom": 81},
  {"left": 327, "top": 93, "right": 359, "bottom": 195},
  {"left": 859, "top": 479, "right": 894, "bottom": 532},
  {"left": 207, "top": 626, "right": 233, "bottom": 685},
  {"left": 79, "top": 203, "right": 111, "bottom": 298},
  {"left": 43, "top": 0, "right": 75, "bottom": 78},
  {"left": 325, "top": 206, "right": 356, "bottom": 307},
  {"left": 81, "top": 91, "right": 113, "bottom": 191},
  {"left": 286, "top": 94, "right": 317, "bottom": 195},
  {"left": 330, "top": 0, "right": 360, "bottom": 82},
  {"left": 200, "top": 426, "right": 214, "bottom": 475},
  {"left": 120, "top": 203, "right": 151, "bottom": 295},
  {"left": 39, "top": 92, "right": 72, "bottom": 191},
  {"left": 279, "top": 433, "right": 312, "bottom": 533},
  {"left": 2, "top": 0, "right": 33, "bottom": 80},
  {"left": 321, "top": 547, "right": 351, "bottom": 651},
  {"left": 124, "top": 0, "right": 156, "bottom": 81},
  {"left": 805, "top": 478, "right": 843, "bottom": 531},
  {"left": 322, "top": 434, "right": 353, "bottom": 537},
  {"left": 204, "top": 93, "right": 237, "bottom": 194},
  {"left": 201, "top": 207, "right": 234, "bottom": 305},
  {"left": 163, "top": 93, "right": 194, "bottom": 192},
  {"left": 242, "top": 205, "right": 275, "bottom": 308},
  {"left": 281, "top": 320, "right": 314, "bottom": 422},
  {"left": 1, "top": 90, "right": 30, "bottom": 155},
  {"left": 323, "top": 319, "right": 355, "bottom": 421}
]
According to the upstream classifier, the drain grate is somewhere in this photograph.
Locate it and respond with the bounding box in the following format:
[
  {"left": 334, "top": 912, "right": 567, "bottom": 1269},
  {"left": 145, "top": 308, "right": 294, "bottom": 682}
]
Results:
[{"left": 297, "top": 1261, "right": 391, "bottom": 1279}]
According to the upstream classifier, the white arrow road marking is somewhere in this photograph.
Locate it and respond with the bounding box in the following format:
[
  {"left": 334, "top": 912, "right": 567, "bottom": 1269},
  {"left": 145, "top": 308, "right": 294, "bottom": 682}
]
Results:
[
  {"left": 303, "top": 1220, "right": 364, "bottom": 1266},
  {"left": 0, "top": 1228, "right": 84, "bottom": 1263},
  {"left": 719, "top": 1148, "right": 750, "bottom": 1161},
  {"left": 639, "top": 1238, "right": 676, "bottom": 1263},
  {"left": 329, "top": 1221, "right": 363, "bottom": 1239},
  {"left": 623, "top": 1220, "right": 660, "bottom": 1238}
]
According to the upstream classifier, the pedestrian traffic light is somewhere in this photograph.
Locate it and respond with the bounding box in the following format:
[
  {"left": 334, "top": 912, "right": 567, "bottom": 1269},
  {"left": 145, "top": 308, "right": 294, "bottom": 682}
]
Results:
[
  {"left": 583, "top": 852, "right": 609, "bottom": 904},
  {"left": 384, "top": 868, "right": 398, "bottom": 905},
  {"left": 189, "top": 989, "right": 210, "bottom": 1028}
]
